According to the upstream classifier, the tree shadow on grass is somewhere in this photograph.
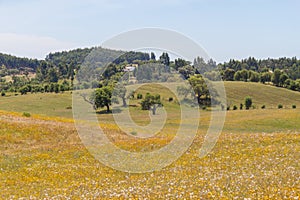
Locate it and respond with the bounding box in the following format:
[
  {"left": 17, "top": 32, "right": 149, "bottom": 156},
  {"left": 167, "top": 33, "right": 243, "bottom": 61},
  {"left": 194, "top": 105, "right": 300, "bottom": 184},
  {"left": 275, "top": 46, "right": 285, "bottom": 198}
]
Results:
[{"left": 96, "top": 108, "right": 122, "bottom": 115}]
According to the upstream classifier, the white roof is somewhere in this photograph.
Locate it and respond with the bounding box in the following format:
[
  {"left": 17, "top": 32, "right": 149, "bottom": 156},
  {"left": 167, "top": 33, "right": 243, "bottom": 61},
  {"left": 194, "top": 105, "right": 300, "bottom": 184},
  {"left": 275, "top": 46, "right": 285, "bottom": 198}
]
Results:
[{"left": 124, "top": 66, "right": 135, "bottom": 72}]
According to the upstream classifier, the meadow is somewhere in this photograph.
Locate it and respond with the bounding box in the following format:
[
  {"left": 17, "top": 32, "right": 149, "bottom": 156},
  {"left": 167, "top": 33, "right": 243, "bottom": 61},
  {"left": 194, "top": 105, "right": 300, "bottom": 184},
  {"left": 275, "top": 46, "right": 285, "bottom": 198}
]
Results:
[
  {"left": 0, "top": 82, "right": 299, "bottom": 199},
  {"left": 1, "top": 82, "right": 299, "bottom": 118}
]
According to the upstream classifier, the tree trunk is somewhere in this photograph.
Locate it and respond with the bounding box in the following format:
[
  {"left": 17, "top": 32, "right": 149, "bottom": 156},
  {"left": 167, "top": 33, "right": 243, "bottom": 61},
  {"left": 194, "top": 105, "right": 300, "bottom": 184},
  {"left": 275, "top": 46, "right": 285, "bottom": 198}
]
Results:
[
  {"left": 122, "top": 97, "right": 127, "bottom": 107},
  {"left": 197, "top": 95, "right": 201, "bottom": 105},
  {"left": 152, "top": 105, "right": 157, "bottom": 115}
]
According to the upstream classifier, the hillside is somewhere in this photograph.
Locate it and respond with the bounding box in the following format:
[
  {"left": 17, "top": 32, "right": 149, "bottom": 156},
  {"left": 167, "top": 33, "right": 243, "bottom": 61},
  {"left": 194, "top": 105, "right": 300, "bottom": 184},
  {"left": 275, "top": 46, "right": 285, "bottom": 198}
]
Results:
[
  {"left": 0, "top": 81, "right": 299, "bottom": 199},
  {"left": 0, "top": 53, "right": 41, "bottom": 76},
  {"left": 0, "top": 82, "right": 299, "bottom": 118},
  {"left": 0, "top": 94, "right": 299, "bottom": 199},
  {"left": 224, "top": 81, "right": 300, "bottom": 108}
]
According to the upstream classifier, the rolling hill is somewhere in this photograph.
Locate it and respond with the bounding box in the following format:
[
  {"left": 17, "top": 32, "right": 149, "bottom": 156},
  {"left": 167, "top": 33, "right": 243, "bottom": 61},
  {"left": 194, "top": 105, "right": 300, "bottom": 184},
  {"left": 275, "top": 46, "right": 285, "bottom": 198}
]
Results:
[
  {"left": 224, "top": 81, "right": 300, "bottom": 108},
  {"left": 0, "top": 82, "right": 299, "bottom": 118},
  {"left": 0, "top": 82, "right": 299, "bottom": 199}
]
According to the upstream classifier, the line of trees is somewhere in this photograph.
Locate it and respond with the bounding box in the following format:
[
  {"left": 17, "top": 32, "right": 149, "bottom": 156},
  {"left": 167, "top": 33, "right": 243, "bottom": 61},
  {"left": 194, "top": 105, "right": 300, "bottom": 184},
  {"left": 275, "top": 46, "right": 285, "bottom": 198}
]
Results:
[
  {"left": 216, "top": 57, "right": 300, "bottom": 91},
  {"left": 213, "top": 68, "right": 300, "bottom": 91}
]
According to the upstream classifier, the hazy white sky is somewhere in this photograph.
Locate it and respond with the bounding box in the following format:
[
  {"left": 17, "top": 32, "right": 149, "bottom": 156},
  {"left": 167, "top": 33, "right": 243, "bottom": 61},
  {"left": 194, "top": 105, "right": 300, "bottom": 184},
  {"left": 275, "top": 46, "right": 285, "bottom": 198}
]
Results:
[{"left": 0, "top": 0, "right": 299, "bottom": 62}]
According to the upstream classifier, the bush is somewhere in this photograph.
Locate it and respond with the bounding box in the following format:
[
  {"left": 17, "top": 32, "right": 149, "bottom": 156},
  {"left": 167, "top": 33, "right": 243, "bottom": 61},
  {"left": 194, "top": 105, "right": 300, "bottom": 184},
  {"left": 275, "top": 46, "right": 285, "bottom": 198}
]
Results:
[
  {"left": 233, "top": 105, "right": 237, "bottom": 110},
  {"left": 54, "top": 83, "right": 60, "bottom": 93},
  {"left": 245, "top": 96, "right": 253, "bottom": 110},
  {"left": 240, "top": 103, "right": 243, "bottom": 110},
  {"left": 278, "top": 104, "right": 283, "bottom": 109},
  {"left": 202, "top": 106, "right": 206, "bottom": 110},
  {"left": 22, "top": 112, "right": 31, "bottom": 117},
  {"left": 1, "top": 91, "right": 5, "bottom": 96},
  {"left": 168, "top": 97, "right": 173, "bottom": 102},
  {"left": 261, "top": 105, "right": 266, "bottom": 109},
  {"left": 292, "top": 105, "right": 296, "bottom": 109},
  {"left": 227, "top": 106, "right": 230, "bottom": 111},
  {"left": 19, "top": 85, "right": 30, "bottom": 95},
  {"left": 137, "top": 93, "right": 143, "bottom": 99},
  {"left": 130, "top": 131, "right": 137, "bottom": 136}
]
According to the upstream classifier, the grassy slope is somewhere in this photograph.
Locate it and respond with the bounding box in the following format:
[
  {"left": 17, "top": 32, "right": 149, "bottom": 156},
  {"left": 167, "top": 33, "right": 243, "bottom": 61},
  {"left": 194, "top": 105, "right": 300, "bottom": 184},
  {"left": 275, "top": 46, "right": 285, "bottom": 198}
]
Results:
[
  {"left": 0, "top": 82, "right": 300, "bottom": 198},
  {"left": 0, "top": 92, "right": 73, "bottom": 118},
  {"left": 1, "top": 82, "right": 299, "bottom": 119},
  {"left": 224, "top": 81, "right": 300, "bottom": 108}
]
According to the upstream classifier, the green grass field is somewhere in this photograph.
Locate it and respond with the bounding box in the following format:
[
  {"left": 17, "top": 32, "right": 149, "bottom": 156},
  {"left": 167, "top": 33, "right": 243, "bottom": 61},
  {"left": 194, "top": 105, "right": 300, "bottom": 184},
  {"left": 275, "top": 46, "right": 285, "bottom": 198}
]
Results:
[
  {"left": 0, "top": 82, "right": 299, "bottom": 118},
  {"left": 0, "top": 92, "right": 73, "bottom": 118},
  {"left": 224, "top": 81, "right": 300, "bottom": 108},
  {"left": 0, "top": 82, "right": 299, "bottom": 199}
]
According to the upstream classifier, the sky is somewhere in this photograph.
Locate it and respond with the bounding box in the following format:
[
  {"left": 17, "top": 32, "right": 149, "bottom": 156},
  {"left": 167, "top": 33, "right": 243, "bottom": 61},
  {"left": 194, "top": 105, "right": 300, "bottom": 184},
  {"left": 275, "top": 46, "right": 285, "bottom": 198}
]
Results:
[{"left": 0, "top": 0, "right": 299, "bottom": 63}]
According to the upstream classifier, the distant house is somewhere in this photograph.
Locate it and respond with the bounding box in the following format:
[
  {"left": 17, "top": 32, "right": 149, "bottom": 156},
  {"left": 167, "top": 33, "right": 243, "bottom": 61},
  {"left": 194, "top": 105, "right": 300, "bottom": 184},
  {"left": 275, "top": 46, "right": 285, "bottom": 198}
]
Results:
[
  {"left": 124, "top": 64, "right": 138, "bottom": 72},
  {"left": 123, "top": 64, "right": 138, "bottom": 83}
]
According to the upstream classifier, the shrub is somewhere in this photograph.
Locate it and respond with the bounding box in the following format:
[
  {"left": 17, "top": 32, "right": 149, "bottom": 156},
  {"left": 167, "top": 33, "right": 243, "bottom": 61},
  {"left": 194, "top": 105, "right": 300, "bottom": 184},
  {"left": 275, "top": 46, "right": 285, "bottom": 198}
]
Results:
[
  {"left": 19, "top": 85, "right": 30, "bottom": 95},
  {"left": 168, "top": 97, "right": 174, "bottom": 102},
  {"left": 66, "top": 106, "right": 72, "bottom": 109},
  {"left": 261, "top": 105, "right": 266, "bottom": 109},
  {"left": 227, "top": 106, "right": 230, "bottom": 111},
  {"left": 1, "top": 91, "right": 5, "bottom": 96},
  {"left": 245, "top": 96, "right": 253, "bottom": 110},
  {"left": 278, "top": 104, "right": 283, "bottom": 109},
  {"left": 22, "top": 112, "right": 31, "bottom": 117},
  {"left": 202, "top": 106, "right": 206, "bottom": 110},
  {"left": 240, "top": 103, "right": 243, "bottom": 110},
  {"left": 292, "top": 105, "right": 296, "bottom": 109},
  {"left": 233, "top": 105, "right": 237, "bottom": 110},
  {"left": 130, "top": 131, "right": 137, "bottom": 136}
]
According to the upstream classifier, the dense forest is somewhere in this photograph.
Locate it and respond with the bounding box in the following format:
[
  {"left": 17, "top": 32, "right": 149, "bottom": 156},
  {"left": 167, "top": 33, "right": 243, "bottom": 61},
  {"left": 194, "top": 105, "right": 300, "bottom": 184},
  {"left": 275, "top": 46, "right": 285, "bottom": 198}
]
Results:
[
  {"left": 0, "top": 46, "right": 300, "bottom": 97},
  {"left": 0, "top": 47, "right": 152, "bottom": 95},
  {"left": 0, "top": 53, "right": 40, "bottom": 76}
]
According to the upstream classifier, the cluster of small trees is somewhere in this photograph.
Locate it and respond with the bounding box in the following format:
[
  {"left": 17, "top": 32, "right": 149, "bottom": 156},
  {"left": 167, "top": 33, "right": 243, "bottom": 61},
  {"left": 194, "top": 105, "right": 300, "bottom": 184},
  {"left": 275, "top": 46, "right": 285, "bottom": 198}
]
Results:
[
  {"left": 217, "top": 57, "right": 300, "bottom": 92},
  {"left": 232, "top": 69, "right": 300, "bottom": 90},
  {"left": 134, "top": 63, "right": 171, "bottom": 82},
  {"left": 114, "top": 51, "right": 151, "bottom": 64},
  {"left": 18, "top": 81, "right": 71, "bottom": 95},
  {"left": 219, "top": 57, "right": 300, "bottom": 79},
  {"left": 209, "top": 68, "right": 300, "bottom": 91},
  {"left": 89, "top": 83, "right": 163, "bottom": 115},
  {"left": 0, "top": 65, "right": 23, "bottom": 77},
  {"left": 177, "top": 74, "right": 216, "bottom": 107},
  {"left": 0, "top": 73, "right": 71, "bottom": 95}
]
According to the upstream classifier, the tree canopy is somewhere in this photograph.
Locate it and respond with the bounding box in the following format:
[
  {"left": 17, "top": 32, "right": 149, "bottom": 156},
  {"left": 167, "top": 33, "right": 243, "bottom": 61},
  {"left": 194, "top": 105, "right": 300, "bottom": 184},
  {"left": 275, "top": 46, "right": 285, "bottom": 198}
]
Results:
[
  {"left": 140, "top": 93, "right": 162, "bottom": 115},
  {"left": 90, "top": 86, "right": 113, "bottom": 112}
]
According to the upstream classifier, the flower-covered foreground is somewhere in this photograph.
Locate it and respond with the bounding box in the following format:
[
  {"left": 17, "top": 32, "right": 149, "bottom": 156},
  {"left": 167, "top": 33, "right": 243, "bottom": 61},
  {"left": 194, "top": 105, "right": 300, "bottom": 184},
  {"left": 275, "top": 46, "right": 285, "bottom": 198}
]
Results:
[{"left": 0, "top": 110, "right": 299, "bottom": 199}]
